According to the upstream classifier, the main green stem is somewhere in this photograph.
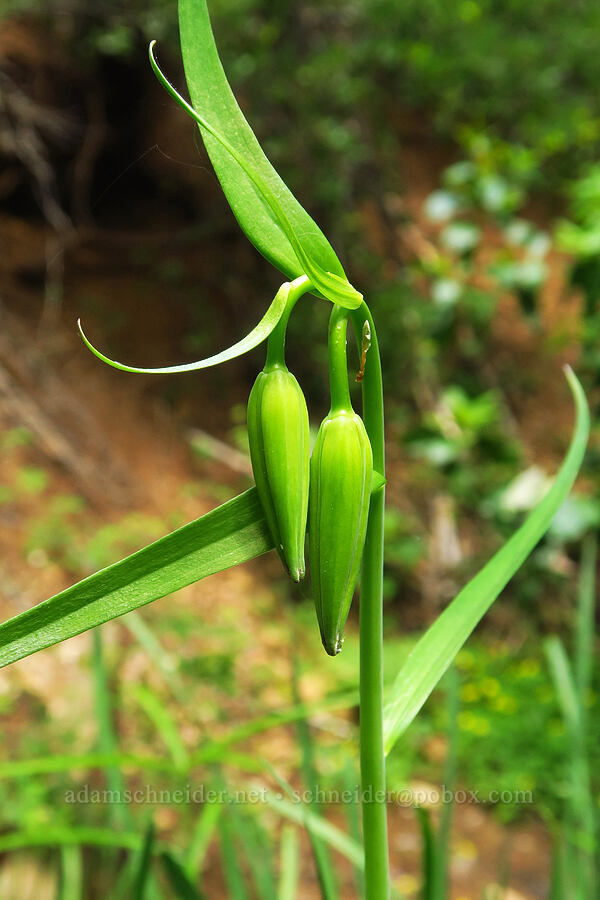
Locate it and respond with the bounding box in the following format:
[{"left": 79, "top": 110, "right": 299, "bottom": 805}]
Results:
[
  {"left": 350, "top": 303, "right": 389, "bottom": 898},
  {"left": 285, "top": 290, "right": 389, "bottom": 894}
]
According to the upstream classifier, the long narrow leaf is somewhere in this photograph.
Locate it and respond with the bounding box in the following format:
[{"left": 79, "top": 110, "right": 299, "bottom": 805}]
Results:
[
  {"left": 341, "top": 762, "right": 364, "bottom": 897},
  {"left": 124, "top": 611, "right": 187, "bottom": 702},
  {"left": 290, "top": 659, "right": 338, "bottom": 899},
  {"left": 228, "top": 804, "right": 277, "bottom": 900},
  {"left": 131, "top": 684, "right": 189, "bottom": 770},
  {"left": 92, "top": 629, "right": 132, "bottom": 830},
  {"left": 132, "top": 821, "right": 156, "bottom": 900},
  {"left": 161, "top": 851, "right": 204, "bottom": 900},
  {"left": 545, "top": 635, "right": 596, "bottom": 897},
  {"left": 216, "top": 777, "right": 249, "bottom": 900},
  {"left": 545, "top": 637, "right": 582, "bottom": 740},
  {"left": 416, "top": 807, "right": 435, "bottom": 900},
  {"left": 264, "top": 793, "right": 363, "bottom": 870},
  {"left": 0, "top": 827, "right": 145, "bottom": 853},
  {"left": 277, "top": 826, "right": 300, "bottom": 900},
  {"left": 575, "top": 533, "right": 596, "bottom": 713},
  {"left": 187, "top": 799, "right": 222, "bottom": 879},
  {"left": 265, "top": 763, "right": 338, "bottom": 899},
  {"left": 0, "top": 488, "right": 273, "bottom": 669},
  {"left": 434, "top": 667, "right": 459, "bottom": 899},
  {"left": 177, "top": 0, "right": 359, "bottom": 309},
  {"left": 59, "top": 845, "right": 83, "bottom": 900},
  {"left": 384, "top": 367, "right": 589, "bottom": 753},
  {"left": 0, "top": 691, "right": 360, "bottom": 782}
]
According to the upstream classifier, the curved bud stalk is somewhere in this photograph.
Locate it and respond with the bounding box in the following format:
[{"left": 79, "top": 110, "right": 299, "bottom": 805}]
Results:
[
  {"left": 309, "top": 306, "right": 373, "bottom": 655},
  {"left": 78, "top": 276, "right": 310, "bottom": 375}
]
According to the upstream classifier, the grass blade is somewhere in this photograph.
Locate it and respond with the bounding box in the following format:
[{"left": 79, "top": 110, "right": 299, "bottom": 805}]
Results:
[
  {"left": 546, "top": 634, "right": 596, "bottom": 898},
  {"left": 131, "top": 684, "right": 189, "bottom": 770},
  {"left": 384, "top": 367, "right": 589, "bottom": 752},
  {"left": 229, "top": 803, "right": 277, "bottom": 900},
  {"left": 177, "top": 0, "right": 355, "bottom": 304},
  {"left": 92, "top": 629, "right": 132, "bottom": 830},
  {"left": 416, "top": 807, "right": 435, "bottom": 900},
  {"left": 341, "top": 762, "right": 364, "bottom": 897},
  {"left": 545, "top": 637, "right": 582, "bottom": 739},
  {"left": 434, "top": 667, "right": 459, "bottom": 899},
  {"left": 123, "top": 611, "right": 186, "bottom": 702},
  {"left": 575, "top": 533, "right": 596, "bottom": 715},
  {"left": 58, "top": 845, "right": 83, "bottom": 900},
  {"left": 0, "top": 691, "right": 359, "bottom": 782},
  {"left": 131, "top": 821, "right": 155, "bottom": 900},
  {"left": 187, "top": 799, "right": 221, "bottom": 879},
  {"left": 264, "top": 793, "right": 363, "bottom": 870},
  {"left": 291, "top": 660, "right": 338, "bottom": 899},
  {"left": 216, "top": 779, "right": 249, "bottom": 900},
  {"left": 0, "top": 827, "right": 146, "bottom": 853},
  {"left": 0, "top": 488, "right": 273, "bottom": 669},
  {"left": 161, "top": 851, "right": 204, "bottom": 900},
  {"left": 277, "top": 826, "right": 300, "bottom": 900}
]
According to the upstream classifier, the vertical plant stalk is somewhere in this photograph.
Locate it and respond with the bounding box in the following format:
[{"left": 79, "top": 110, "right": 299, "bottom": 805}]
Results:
[{"left": 349, "top": 303, "right": 390, "bottom": 898}]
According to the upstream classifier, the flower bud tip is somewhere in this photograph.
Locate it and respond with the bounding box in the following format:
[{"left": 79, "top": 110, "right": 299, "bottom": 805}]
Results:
[
  {"left": 323, "top": 633, "right": 344, "bottom": 657},
  {"left": 289, "top": 565, "right": 304, "bottom": 583}
]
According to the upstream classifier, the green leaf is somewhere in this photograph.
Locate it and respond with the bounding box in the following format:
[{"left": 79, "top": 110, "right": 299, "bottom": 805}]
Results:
[
  {"left": 545, "top": 637, "right": 582, "bottom": 740},
  {"left": 170, "top": 1, "right": 362, "bottom": 308},
  {"left": 228, "top": 802, "right": 277, "bottom": 900},
  {"left": 0, "top": 827, "right": 145, "bottom": 854},
  {"left": 215, "top": 774, "right": 250, "bottom": 900},
  {"left": 416, "top": 807, "right": 435, "bottom": 900},
  {"left": 132, "top": 821, "right": 156, "bottom": 900},
  {"left": 290, "top": 661, "right": 338, "bottom": 899},
  {"left": 383, "top": 367, "right": 589, "bottom": 753},
  {"left": 277, "top": 827, "right": 300, "bottom": 900},
  {"left": 161, "top": 851, "right": 205, "bottom": 900},
  {"left": 59, "top": 845, "right": 83, "bottom": 900},
  {"left": 124, "top": 611, "right": 187, "bottom": 702},
  {"left": 0, "top": 691, "right": 359, "bottom": 785},
  {"left": 187, "top": 798, "right": 222, "bottom": 879},
  {"left": 91, "top": 629, "right": 133, "bottom": 830},
  {"left": 0, "top": 488, "right": 273, "bottom": 669},
  {"left": 575, "top": 533, "right": 596, "bottom": 711},
  {"left": 131, "top": 684, "right": 189, "bottom": 770},
  {"left": 264, "top": 793, "right": 363, "bottom": 870}
]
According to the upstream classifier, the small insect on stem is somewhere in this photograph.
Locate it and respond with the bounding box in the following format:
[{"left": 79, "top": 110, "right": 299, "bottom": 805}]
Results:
[{"left": 356, "top": 319, "right": 372, "bottom": 382}]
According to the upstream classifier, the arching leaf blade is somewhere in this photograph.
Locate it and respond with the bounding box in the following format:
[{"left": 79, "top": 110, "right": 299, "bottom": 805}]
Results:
[
  {"left": 383, "top": 367, "right": 590, "bottom": 753},
  {"left": 0, "top": 488, "right": 274, "bottom": 670},
  {"left": 177, "top": 0, "right": 359, "bottom": 306}
]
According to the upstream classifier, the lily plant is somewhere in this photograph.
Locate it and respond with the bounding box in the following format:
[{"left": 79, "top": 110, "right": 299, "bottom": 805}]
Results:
[{"left": 0, "top": 1, "right": 590, "bottom": 897}]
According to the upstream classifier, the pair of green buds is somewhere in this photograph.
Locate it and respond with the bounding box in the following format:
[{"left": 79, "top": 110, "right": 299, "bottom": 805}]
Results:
[{"left": 247, "top": 305, "right": 373, "bottom": 656}]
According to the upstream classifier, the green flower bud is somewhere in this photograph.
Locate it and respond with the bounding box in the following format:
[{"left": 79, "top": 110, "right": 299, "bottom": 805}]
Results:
[
  {"left": 247, "top": 365, "right": 310, "bottom": 582},
  {"left": 309, "top": 409, "right": 373, "bottom": 655}
]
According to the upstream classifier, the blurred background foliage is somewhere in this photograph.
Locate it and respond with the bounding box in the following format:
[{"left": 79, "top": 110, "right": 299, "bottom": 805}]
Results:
[{"left": 1, "top": 0, "right": 600, "bottom": 896}]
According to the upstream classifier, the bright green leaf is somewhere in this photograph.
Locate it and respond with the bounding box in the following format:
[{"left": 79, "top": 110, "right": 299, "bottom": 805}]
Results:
[
  {"left": 0, "top": 488, "right": 273, "bottom": 670},
  {"left": 174, "top": 0, "right": 361, "bottom": 308},
  {"left": 383, "top": 367, "right": 589, "bottom": 753}
]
